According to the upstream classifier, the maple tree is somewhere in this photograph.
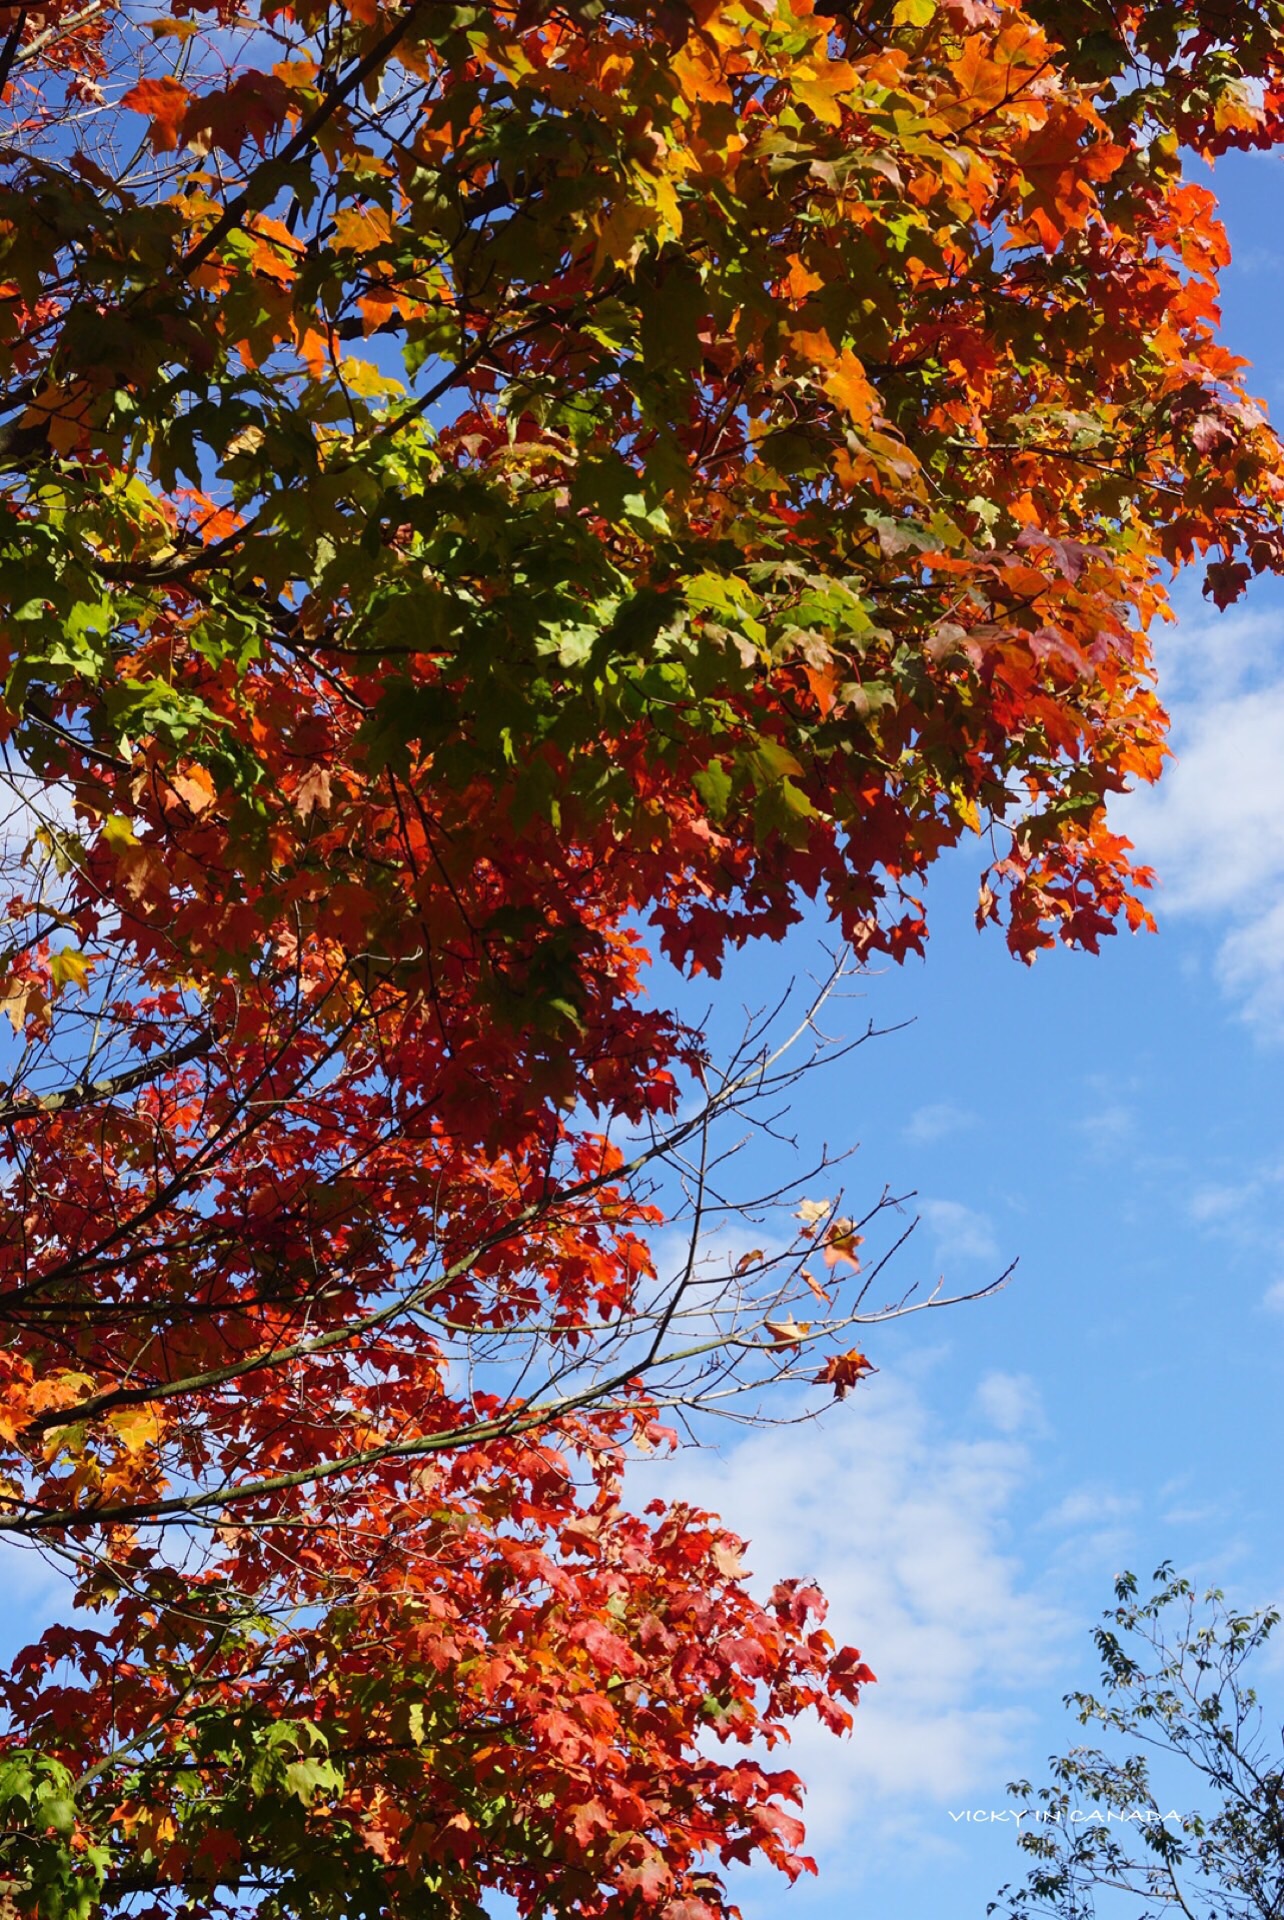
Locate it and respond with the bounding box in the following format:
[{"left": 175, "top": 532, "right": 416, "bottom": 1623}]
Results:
[{"left": 0, "top": 0, "right": 1281, "bottom": 1913}]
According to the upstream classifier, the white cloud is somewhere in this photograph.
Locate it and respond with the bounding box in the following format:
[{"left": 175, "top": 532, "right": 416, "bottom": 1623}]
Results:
[
  {"left": 1146, "top": 604, "right": 1283, "bottom": 707},
  {"left": 650, "top": 1219, "right": 791, "bottom": 1286},
  {"left": 1184, "top": 1157, "right": 1284, "bottom": 1250},
  {"left": 920, "top": 1199, "right": 999, "bottom": 1264},
  {"left": 974, "top": 1372, "right": 1046, "bottom": 1436},
  {"left": 1035, "top": 1485, "right": 1142, "bottom": 1574},
  {"left": 1076, "top": 1103, "right": 1136, "bottom": 1153},
  {"left": 1043, "top": 1487, "right": 1138, "bottom": 1530},
  {"left": 905, "top": 1103, "right": 972, "bottom": 1146},
  {"left": 1217, "top": 898, "right": 1284, "bottom": 1029},
  {"left": 1114, "top": 604, "right": 1284, "bottom": 1034},
  {"left": 636, "top": 1372, "right": 1066, "bottom": 1851},
  {"left": 1160, "top": 1503, "right": 1224, "bottom": 1526},
  {"left": 643, "top": 1220, "right": 796, "bottom": 1339},
  {"left": 1122, "top": 682, "right": 1284, "bottom": 916},
  {"left": 1188, "top": 1180, "right": 1256, "bottom": 1226}
]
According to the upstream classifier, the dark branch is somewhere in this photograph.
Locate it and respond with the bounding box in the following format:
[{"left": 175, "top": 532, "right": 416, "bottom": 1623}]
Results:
[{"left": 0, "top": 1030, "right": 213, "bottom": 1126}]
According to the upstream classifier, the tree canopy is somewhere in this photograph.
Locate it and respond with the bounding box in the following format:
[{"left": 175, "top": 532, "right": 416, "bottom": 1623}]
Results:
[
  {"left": 992, "top": 1566, "right": 1284, "bottom": 1920},
  {"left": 0, "top": 0, "right": 1283, "bottom": 1914}
]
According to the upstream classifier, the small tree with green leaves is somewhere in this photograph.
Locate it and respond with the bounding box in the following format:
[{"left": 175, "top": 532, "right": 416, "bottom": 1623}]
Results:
[{"left": 991, "top": 1566, "right": 1284, "bottom": 1920}]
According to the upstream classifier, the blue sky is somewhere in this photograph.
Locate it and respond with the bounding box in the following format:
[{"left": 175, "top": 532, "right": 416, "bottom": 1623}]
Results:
[
  {"left": 623, "top": 144, "right": 1284, "bottom": 1920},
  {"left": 5, "top": 141, "right": 1284, "bottom": 1920}
]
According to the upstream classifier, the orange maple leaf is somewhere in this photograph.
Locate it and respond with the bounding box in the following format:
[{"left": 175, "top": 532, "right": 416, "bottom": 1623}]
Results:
[{"left": 121, "top": 76, "right": 189, "bottom": 153}]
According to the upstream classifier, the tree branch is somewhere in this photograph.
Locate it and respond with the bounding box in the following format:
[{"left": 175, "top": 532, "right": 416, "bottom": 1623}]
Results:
[
  {"left": 181, "top": 2, "right": 432, "bottom": 281},
  {"left": 0, "top": 1030, "right": 213, "bottom": 1126}
]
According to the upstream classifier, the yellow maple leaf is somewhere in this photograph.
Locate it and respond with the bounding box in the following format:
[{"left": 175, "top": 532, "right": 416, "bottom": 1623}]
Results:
[
  {"left": 339, "top": 355, "right": 405, "bottom": 399},
  {"left": 333, "top": 205, "right": 392, "bottom": 253},
  {"left": 108, "top": 1405, "right": 162, "bottom": 1453},
  {"left": 592, "top": 201, "right": 654, "bottom": 276},
  {"left": 792, "top": 58, "right": 857, "bottom": 128},
  {"left": 102, "top": 814, "right": 140, "bottom": 851},
  {"left": 672, "top": 42, "right": 733, "bottom": 106},
  {"left": 50, "top": 947, "right": 94, "bottom": 991}
]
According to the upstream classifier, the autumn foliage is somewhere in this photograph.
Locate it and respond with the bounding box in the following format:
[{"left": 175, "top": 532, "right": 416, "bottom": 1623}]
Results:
[{"left": 0, "top": 0, "right": 1281, "bottom": 1913}]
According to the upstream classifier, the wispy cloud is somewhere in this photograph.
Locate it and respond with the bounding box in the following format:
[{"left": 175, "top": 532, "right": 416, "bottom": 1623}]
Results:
[
  {"left": 974, "top": 1372, "right": 1046, "bottom": 1436},
  {"left": 1076, "top": 1103, "right": 1137, "bottom": 1153},
  {"left": 1115, "top": 604, "right": 1284, "bottom": 1035},
  {"left": 904, "top": 1102, "right": 973, "bottom": 1146},
  {"left": 920, "top": 1199, "right": 999, "bottom": 1264},
  {"left": 1123, "top": 682, "right": 1284, "bottom": 916},
  {"left": 1188, "top": 1180, "right": 1258, "bottom": 1226},
  {"left": 1038, "top": 1486, "right": 1142, "bottom": 1569},
  {"left": 1218, "top": 898, "right": 1284, "bottom": 1029},
  {"left": 1043, "top": 1487, "right": 1138, "bottom": 1530},
  {"left": 639, "top": 1371, "right": 1067, "bottom": 1848},
  {"left": 1229, "top": 244, "right": 1284, "bottom": 276},
  {"left": 1183, "top": 1154, "right": 1284, "bottom": 1250}
]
